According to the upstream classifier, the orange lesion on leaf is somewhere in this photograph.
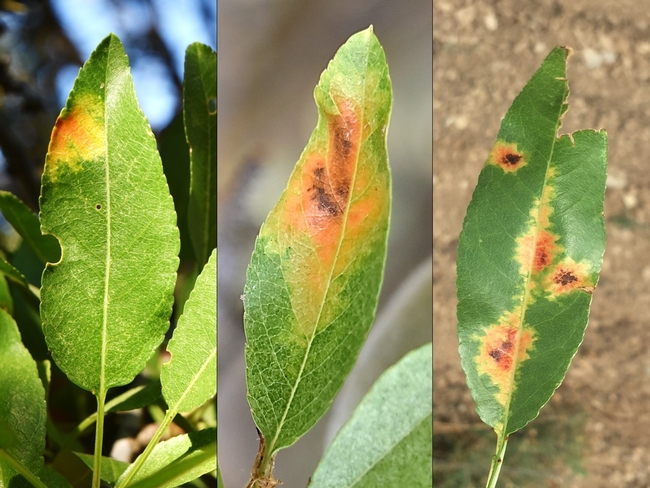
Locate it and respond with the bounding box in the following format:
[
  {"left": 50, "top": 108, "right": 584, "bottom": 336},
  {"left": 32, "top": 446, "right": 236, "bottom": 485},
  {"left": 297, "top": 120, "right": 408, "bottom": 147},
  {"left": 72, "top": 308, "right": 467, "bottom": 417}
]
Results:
[
  {"left": 283, "top": 98, "right": 363, "bottom": 269},
  {"left": 487, "top": 140, "right": 528, "bottom": 173},
  {"left": 46, "top": 99, "right": 104, "bottom": 180},
  {"left": 516, "top": 228, "right": 561, "bottom": 276},
  {"left": 545, "top": 258, "right": 594, "bottom": 295},
  {"left": 515, "top": 175, "right": 562, "bottom": 278},
  {"left": 476, "top": 310, "right": 536, "bottom": 406}
]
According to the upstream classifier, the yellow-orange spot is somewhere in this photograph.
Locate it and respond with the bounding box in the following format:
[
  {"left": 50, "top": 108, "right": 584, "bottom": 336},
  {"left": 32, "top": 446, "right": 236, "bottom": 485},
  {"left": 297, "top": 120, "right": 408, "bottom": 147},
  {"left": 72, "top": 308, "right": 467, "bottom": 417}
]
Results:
[
  {"left": 476, "top": 311, "right": 536, "bottom": 406},
  {"left": 487, "top": 140, "right": 528, "bottom": 173},
  {"left": 545, "top": 258, "right": 593, "bottom": 295},
  {"left": 46, "top": 102, "right": 104, "bottom": 180},
  {"left": 282, "top": 98, "right": 362, "bottom": 269},
  {"left": 517, "top": 229, "right": 561, "bottom": 276}
]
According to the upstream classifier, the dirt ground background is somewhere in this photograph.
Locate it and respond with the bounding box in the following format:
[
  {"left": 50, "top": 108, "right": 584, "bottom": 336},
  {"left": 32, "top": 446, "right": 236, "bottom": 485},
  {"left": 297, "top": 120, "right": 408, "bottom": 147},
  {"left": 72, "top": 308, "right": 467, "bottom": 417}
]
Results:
[{"left": 434, "top": 1, "right": 650, "bottom": 486}]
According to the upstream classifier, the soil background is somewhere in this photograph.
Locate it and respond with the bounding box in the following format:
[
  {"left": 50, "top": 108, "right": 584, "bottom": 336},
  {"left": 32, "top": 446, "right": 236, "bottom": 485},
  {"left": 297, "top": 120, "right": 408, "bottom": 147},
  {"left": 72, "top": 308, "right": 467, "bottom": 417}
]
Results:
[{"left": 434, "top": 1, "right": 650, "bottom": 486}]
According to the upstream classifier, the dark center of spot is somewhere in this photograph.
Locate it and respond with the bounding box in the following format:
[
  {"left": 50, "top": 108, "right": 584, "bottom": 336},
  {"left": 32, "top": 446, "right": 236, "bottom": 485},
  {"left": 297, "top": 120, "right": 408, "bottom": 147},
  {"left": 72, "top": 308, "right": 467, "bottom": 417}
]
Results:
[
  {"left": 489, "top": 349, "right": 502, "bottom": 361},
  {"left": 503, "top": 153, "right": 521, "bottom": 165},
  {"left": 556, "top": 271, "right": 578, "bottom": 286}
]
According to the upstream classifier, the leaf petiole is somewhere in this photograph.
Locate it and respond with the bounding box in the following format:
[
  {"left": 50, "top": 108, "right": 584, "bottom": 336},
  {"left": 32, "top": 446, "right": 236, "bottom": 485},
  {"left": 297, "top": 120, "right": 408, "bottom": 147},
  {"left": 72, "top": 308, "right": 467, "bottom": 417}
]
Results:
[
  {"left": 92, "top": 390, "right": 107, "bottom": 488},
  {"left": 485, "top": 436, "right": 508, "bottom": 488}
]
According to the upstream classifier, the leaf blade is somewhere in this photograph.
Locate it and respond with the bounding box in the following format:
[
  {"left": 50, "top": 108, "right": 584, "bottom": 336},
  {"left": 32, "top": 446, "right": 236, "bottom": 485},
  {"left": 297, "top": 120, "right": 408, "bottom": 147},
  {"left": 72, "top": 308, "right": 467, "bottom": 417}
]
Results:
[
  {"left": 0, "top": 191, "right": 60, "bottom": 264},
  {"left": 456, "top": 47, "right": 607, "bottom": 436},
  {"left": 184, "top": 43, "right": 216, "bottom": 269},
  {"left": 161, "top": 248, "right": 216, "bottom": 412},
  {"left": 39, "top": 33, "right": 180, "bottom": 394},
  {"left": 0, "top": 309, "right": 46, "bottom": 485},
  {"left": 310, "top": 343, "right": 432, "bottom": 488},
  {"left": 244, "top": 26, "right": 392, "bottom": 457}
]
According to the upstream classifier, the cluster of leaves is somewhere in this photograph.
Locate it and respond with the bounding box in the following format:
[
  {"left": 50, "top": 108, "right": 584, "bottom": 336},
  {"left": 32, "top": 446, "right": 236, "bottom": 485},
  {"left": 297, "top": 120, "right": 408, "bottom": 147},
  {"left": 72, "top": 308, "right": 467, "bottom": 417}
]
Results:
[
  {"left": 0, "top": 34, "right": 216, "bottom": 487},
  {"left": 456, "top": 47, "right": 607, "bottom": 486}
]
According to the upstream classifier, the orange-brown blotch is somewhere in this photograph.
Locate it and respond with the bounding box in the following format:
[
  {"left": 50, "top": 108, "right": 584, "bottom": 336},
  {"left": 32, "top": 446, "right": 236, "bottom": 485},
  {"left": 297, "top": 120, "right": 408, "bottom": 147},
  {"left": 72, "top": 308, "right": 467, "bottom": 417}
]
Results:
[{"left": 487, "top": 140, "right": 528, "bottom": 173}]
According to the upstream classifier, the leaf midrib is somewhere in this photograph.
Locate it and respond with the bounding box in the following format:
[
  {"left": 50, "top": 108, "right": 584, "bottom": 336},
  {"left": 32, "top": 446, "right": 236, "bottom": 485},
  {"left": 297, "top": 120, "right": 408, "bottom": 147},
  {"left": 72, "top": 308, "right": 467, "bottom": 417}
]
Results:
[
  {"left": 99, "top": 40, "right": 113, "bottom": 400},
  {"left": 501, "top": 78, "right": 569, "bottom": 437}
]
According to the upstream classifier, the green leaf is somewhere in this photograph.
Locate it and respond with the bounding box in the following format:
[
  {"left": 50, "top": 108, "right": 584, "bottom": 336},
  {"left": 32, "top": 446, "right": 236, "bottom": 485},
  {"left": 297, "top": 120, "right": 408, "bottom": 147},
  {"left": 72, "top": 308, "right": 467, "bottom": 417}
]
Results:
[
  {"left": 0, "top": 255, "right": 30, "bottom": 290},
  {"left": 106, "top": 381, "right": 162, "bottom": 414},
  {"left": 39, "top": 33, "right": 180, "bottom": 395},
  {"left": 0, "top": 191, "right": 60, "bottom": 264},
  {"left": 310, "top": 343, "right": 432, "bottom": 487},
  {"left": 184, "top": 43, "right": 216, "bottom": 269},
  {"left": 0, "top": 273, "right": 12, "bottom": 314},
  {"left": 0, "top": 309, "right": 46, "bottom": 485},
  {"left": 457, "top": 47, "right": 607, "bottom": 439},
  {"left": 118, "top": 428, "right": 216, "bottom": 487},
  {"left": 243, "top": 25, "right": 392, "bottom": 468},
  {"left": 0, "top": 418, "right": 18, "bottom": 449},
  {"left": 159, "top": 113, "right": 193, "bottom": 264},
  {"left": 59, "top": 381, "right": 162, "bottom": 448},
  {"left": 73, "top": 452, "right": 129, "bottom": 482},
  {"left": 161, "top": 248, "right": 216, "bottom": 412}
]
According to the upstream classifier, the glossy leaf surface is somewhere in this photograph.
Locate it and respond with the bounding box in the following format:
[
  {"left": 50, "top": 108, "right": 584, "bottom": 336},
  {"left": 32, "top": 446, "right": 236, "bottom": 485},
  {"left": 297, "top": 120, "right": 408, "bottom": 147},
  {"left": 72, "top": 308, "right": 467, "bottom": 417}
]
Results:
[
  {"left": 161, "top": 248, "right": 216, "bottom": 412},
  {"left": 0, "top": 309, "right": 46, "bottom": 485},
  {"left": 184, "top": 43, "right": 216, "bottom": 268},
  {"left": 244, "top": 26, "right": 392, "bottom": 457},
  {"left": 457, "top": 47, "right": 607, "bottom": 437},
  {"left": 310, "top": 343, "right": 432, "bottom": 487},
  {"left": 39, "top": 34, "right": 180, "bottom": 394}
]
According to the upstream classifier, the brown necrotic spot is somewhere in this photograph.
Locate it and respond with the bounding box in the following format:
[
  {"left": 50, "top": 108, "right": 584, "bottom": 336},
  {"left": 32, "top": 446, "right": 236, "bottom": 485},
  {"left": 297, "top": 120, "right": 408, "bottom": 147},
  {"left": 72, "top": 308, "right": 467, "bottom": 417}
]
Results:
[
  {"left": 304, "top": 99, "right": 360, "bottom": 222},
  {"left": 475, "top": 311, "right": 537, "bottom": 406},
  {"left": 486, "top": 328, "right": 517, "bottom": 371},
  {"left": 555, "top": 270, "right": 578, "bottom": 286},
  {"left": 547, "top": 258, "right": 593, "bottom": 295},
  {"left": 488, "top": 140, "right": 528, "bottom": 173}
]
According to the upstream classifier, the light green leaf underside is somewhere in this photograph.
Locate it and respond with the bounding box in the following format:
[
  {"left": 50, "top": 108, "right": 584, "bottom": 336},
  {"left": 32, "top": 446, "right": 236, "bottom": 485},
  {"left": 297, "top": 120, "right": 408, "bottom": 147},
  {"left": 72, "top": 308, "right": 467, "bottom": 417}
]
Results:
[
  {"left": 118, "top": 428, "right": 216, "bottom": 487},
  {"left": 244, "top": 26, "right": 392, "bottom": 458},
  {"left": 184, "top": 43, "right": 216, "bottom": 269},
  {"left": 310, "top": 343, "right": 432, "bottom": 488},
  {"left": 0, "top": 310, "right": 46, "bottom": 486},
  {"left": 39, "top": 33, "right": 180, "bottom": 394},
  {"left": 161, "top": 248, "right": 216, "bottom": 413}
]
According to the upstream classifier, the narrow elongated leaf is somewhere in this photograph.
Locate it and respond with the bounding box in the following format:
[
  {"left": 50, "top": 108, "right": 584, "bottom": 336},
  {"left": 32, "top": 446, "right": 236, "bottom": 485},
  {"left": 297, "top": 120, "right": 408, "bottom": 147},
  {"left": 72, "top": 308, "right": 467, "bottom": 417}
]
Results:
[
  {"left": 244, "top": 25, "right": 392, "bottom": 462},
  {"left": 0, "top": 255, "right": 30, "bottom": 289},
  {"left": 184, "top": 43, "right": 216, "bottom": 269},
  {"left": 0, "top": 309, "right": 46, "bottom": 485},
  {"left": 161, "top": 248, "right": 216, "bottom": 412},
  {"left": 457, "top": 47, "right": 607, "bottom": 438},
  {"left": 0, "top": 191, "right": 60, "bottom": 264},
  {"left": 118, "top": 428, "right": 216, "bottom": 486},
  {"left": 128, "top": 444, "right": 216, "bottom": 488},
  {"left": 310, "top": 343, "right": 432, "bottom": 488},
  {"left": 39, "top": 34, "right": 180, "bottom": 395}
]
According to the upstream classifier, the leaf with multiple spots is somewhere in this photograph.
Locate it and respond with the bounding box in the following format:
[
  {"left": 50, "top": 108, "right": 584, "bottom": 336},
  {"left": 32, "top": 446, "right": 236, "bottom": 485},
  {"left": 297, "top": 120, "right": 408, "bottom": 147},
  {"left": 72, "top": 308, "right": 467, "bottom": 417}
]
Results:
[
  {"left": 243, "top": 26, "right": 392, "bottom": 483},
  {"left": 456, "top": 47, "right": 607, "bottom": 484}
]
